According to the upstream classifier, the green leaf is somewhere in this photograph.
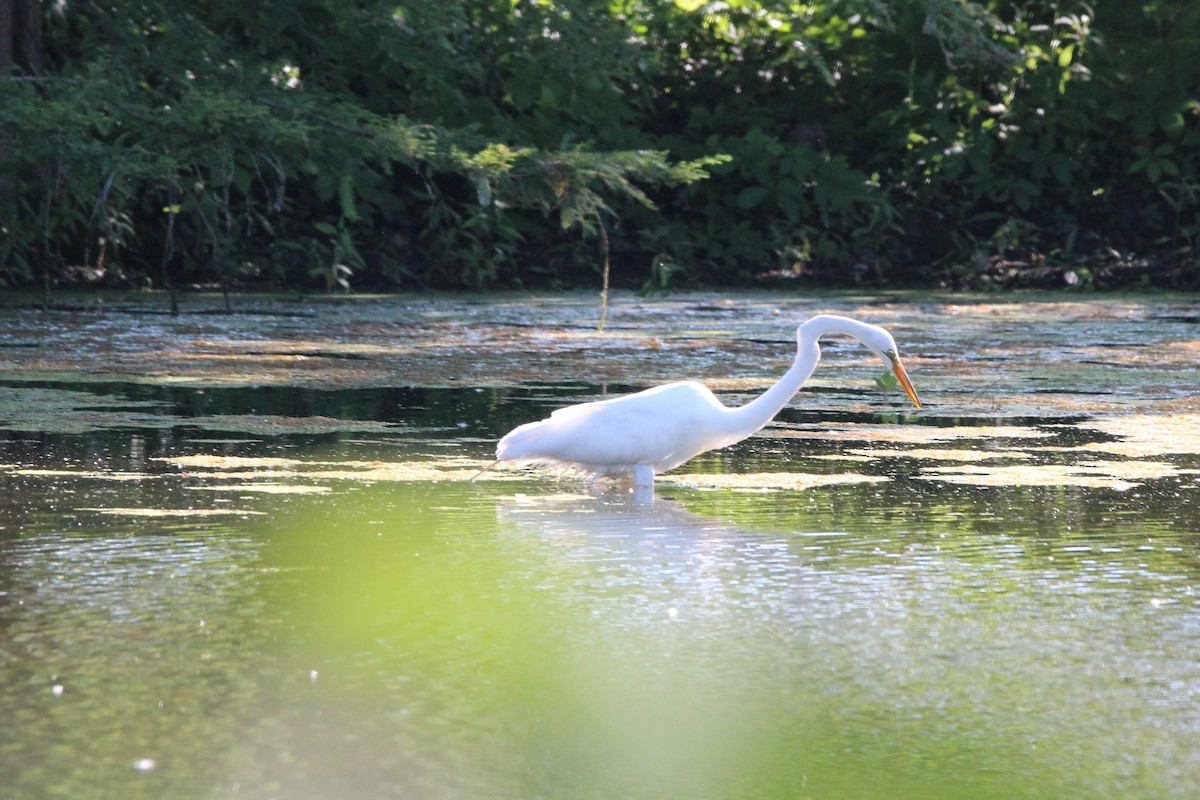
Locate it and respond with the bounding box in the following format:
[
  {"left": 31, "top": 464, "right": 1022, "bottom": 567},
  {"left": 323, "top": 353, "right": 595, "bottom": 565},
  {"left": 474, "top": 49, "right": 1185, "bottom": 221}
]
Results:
[
  {"left": 474, "top": 175, "right": 493, "bottom": 207},
  {"left": 735, "top": 186, "right": 771, "bottom": 209},
  {"left": 338, "top": 175, "right": 359, "bottom": 221},
  {"left": 1160, "top": 111, "right": 1186, "bottom": 138}
]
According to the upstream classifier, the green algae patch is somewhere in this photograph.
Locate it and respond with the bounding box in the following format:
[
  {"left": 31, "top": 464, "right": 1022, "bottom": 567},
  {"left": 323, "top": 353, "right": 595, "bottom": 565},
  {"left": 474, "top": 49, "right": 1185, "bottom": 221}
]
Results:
[
  {"left": 0, "top": 387, "right": 409, "bottom": 436},
  {"left": 77, "top": 507, "right": 266, "bottom": 517},
  {"left": 162, "top": 455, "right": 308, "bottom": 470},
  {"left": 847, "top": 448, "right": 1034, "bottom": 462},
  {"left": 916, "top": 460, "right": 1189, "bottom": 491},
  {"left": 158, "top": 453, "right": 515, "bottom": 484},
  {"left": 768, "top": 423, "right": 1053, "bottom": 444},
  {"left": 659, "top": 471, "right": 890, "bottom": 491},
  {"left": 187, "top": 415, "right": 406, "bottom": 436},
  {"left": 0, "top": 386, "right": 171, "bottom": 433},
  {"left": 188, "top": 483, "right": 333, "bottom": 495},
  {"left": 1068, "top": 413, "right": 1200, "bottom": 458},
  {"left": 2, "top": 467, "right": 162, "bottom": 480}
]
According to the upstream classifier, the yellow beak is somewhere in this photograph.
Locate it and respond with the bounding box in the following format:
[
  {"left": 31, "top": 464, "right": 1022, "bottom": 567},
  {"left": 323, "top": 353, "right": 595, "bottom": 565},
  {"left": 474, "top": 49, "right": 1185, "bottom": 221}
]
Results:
[{"left": 892, "top": 359, "right": 922, "bottom": 409}]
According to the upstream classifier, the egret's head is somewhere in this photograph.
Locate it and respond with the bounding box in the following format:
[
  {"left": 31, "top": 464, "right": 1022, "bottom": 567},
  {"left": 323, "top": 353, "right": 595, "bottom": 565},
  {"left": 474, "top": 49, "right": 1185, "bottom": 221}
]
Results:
[
  {"left": 797, "top": 315, "right": 922, "bottom": 409},
  {"left": 863, "top": 328, "right": 922, "bottom": 410}
]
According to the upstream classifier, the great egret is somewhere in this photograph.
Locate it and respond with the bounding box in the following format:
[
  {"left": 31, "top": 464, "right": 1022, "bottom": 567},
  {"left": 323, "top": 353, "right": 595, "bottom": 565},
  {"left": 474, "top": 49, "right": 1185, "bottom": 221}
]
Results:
[{"left": 496, "top": 314, "right": 921, "bottom": 488}]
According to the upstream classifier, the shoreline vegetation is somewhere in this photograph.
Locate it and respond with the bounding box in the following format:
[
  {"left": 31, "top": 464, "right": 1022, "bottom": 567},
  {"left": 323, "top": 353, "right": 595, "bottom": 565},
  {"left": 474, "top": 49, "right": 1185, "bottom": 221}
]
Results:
[
  {"left": 2, "top": 2, "right": 1198, "bottom": 297},
  {"left": 1, "top": 285, "right": 1196, "bottom": 325}
]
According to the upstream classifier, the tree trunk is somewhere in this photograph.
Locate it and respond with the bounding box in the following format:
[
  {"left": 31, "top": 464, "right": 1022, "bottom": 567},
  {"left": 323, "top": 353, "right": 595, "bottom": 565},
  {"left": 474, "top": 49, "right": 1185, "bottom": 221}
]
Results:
[
  {"left": 0, "top": 2, "right": 12, "bottom": 72},
  {"left": 0, "top": 0, "right": 43, "bottom": 74}
]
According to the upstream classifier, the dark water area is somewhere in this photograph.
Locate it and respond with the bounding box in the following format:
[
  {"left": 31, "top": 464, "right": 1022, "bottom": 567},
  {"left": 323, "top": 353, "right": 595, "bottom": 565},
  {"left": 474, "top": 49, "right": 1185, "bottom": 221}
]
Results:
[{"left": 1, "top": 293, "right": 1198, "bottom": 798}]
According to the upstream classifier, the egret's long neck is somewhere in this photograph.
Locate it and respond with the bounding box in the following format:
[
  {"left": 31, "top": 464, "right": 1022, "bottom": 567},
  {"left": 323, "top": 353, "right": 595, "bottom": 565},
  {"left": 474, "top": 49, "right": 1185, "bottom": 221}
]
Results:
[
  {"left": 721, "top": 348, "right": 820, "bottom": 439},
  {"left": 720, "top": 315, "right": 878, "bottom": 442}
]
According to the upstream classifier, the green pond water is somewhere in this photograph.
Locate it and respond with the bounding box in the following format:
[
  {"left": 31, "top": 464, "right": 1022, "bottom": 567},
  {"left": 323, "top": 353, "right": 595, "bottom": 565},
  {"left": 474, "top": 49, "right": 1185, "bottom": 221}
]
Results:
[{"left": 0, "top": 292, "right": 1198, "bottom": 799}]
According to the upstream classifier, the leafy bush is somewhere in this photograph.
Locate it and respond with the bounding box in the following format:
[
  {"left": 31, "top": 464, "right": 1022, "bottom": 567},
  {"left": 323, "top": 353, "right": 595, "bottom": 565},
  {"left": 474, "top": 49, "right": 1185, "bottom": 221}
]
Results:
[
  {"left": 0, "top": 0, "right": 718, "bottom": 295},
  {"left": 1, "top": 0, "right": 1196, "bottom": 294}
]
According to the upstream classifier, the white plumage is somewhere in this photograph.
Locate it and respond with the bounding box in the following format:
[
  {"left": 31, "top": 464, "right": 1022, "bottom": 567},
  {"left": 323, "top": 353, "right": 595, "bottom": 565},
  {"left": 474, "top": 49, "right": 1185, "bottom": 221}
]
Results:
[{"left": 496, "top": 314, "right": 921, "bottom": 487}]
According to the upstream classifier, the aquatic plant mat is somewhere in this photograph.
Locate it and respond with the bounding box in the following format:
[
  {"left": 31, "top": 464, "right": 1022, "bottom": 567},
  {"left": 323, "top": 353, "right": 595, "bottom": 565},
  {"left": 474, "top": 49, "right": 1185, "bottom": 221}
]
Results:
[{"left": 2, "top": 292, "right": 1198, "bottom": 493}]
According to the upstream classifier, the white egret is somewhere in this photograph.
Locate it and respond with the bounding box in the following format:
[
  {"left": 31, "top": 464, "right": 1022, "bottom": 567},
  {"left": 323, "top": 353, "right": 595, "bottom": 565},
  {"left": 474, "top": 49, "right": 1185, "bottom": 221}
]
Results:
[{"left": 496, "top": 314, "right": 921, "bottom": 488}]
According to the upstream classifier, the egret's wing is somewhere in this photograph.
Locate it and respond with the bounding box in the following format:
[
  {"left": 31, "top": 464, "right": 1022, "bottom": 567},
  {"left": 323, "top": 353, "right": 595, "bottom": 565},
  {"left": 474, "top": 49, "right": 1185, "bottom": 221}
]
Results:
[
  {"left": 548, "top": 397, "right": 613, "bottom": 420},
  {"left": 498, "top": 382, "right": 723, "bottom": 471}
]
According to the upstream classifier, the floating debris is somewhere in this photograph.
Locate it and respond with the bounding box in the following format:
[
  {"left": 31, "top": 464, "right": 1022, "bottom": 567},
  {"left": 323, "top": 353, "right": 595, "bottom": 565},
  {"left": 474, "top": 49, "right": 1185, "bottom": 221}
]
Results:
[
  {"left": 158, "top": 454, "right": 506, "bottom": 483},
  {"left": 0, "top": 386, "right": 171, "bottom": 434},
  {"left": 159, "top": 455, "right": 306, "bottom": 470},
  {"left": 659, "top": 471, "right": 890, "bottom": 491},
  {"left": 188, "top": 415, "right": 406, "bottom": 436},
  {"left": 77, "top": 507, "right": 266, "bottom": 517},
  {"left": 916, "top": 460, "right": 1185, "bottom": 491},
  {"left": 1, "top": 467, "right": 161, "bottom": 480},
  {"left": 847, "top": 447, "right": 1033, "bottom": 462},
  {"left": 188, "top": 483, "right": 332, "bottom": 494},
  {"left": 769, "top": 423, "right": 1053, "bottom": 443},
  {"left": 1069, "top": 413, "right": 1200, "bottom": 457}
]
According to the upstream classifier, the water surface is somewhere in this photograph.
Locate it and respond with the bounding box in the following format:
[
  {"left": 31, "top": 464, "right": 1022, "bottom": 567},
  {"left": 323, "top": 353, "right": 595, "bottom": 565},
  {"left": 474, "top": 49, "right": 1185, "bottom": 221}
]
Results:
[{"left": 1, "top": 292, "right": 1198, "bottom": 798}]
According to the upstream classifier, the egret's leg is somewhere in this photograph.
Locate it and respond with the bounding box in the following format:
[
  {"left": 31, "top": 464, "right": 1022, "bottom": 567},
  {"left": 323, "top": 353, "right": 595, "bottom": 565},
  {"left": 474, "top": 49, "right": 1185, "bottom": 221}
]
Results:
[
  {"left": 468, "top": 460, "right": 499, "bottom": 483},
  {"left": 632, "top": 481, "right": 655, "bottom": 505},
  {"left": 632, "top": 463, "right": 655, "bottom": 488}
]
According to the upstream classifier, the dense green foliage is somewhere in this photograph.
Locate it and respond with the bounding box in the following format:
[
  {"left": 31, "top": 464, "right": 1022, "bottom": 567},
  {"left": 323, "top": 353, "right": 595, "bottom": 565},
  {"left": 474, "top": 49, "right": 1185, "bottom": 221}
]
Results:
[{"left": 1, "top": 1, "right": 1197, "bottom": 293}]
